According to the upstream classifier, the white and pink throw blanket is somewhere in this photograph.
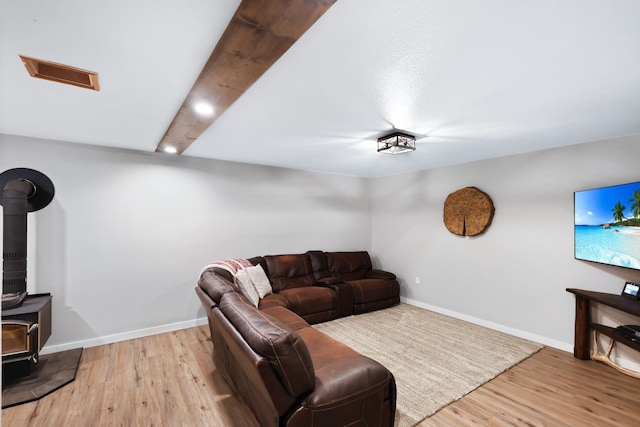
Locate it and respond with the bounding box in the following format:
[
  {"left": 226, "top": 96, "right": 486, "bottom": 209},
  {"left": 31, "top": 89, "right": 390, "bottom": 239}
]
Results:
[
  {"left": 199, "top": 258, "right": 272, "bottom": 308},
  {"left": 199, "top": 258, "right": 253, "bottom": 277}
]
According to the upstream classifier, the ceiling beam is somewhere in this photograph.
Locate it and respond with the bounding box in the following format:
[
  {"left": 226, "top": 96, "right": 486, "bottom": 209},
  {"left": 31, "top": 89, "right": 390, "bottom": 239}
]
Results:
[{"left": 156, "top": 0, "right": 337, "bottom": 154}]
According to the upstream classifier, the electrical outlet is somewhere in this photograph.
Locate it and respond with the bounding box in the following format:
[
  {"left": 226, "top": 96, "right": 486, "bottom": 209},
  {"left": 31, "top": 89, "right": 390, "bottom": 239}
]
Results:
[{"left": 415, "top": 276, "right": 420, "bottom": 285}]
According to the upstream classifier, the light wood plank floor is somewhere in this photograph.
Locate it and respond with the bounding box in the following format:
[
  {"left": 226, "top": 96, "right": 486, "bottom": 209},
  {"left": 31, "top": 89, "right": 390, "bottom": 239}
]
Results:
[
  {"left": 423, "top": 346, "right": 640, "bottom": 427},
  {"left": 3, "top": 325, "right": 640, "bottom": 426}
]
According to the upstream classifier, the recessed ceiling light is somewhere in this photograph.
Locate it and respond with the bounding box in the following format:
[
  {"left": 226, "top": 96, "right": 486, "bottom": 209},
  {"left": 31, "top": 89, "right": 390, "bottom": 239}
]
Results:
[
  {"left": 164, "top": 146, "right": 177, "bottom": 154},
  {"left": 194, "top": 102, "right": 214, "bottom": 116}
]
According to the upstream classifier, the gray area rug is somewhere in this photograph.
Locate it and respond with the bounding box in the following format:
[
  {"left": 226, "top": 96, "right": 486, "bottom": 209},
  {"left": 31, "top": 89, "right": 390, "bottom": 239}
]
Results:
[{"left": 313, "top": 303, "right": 544, "bottom": 427}]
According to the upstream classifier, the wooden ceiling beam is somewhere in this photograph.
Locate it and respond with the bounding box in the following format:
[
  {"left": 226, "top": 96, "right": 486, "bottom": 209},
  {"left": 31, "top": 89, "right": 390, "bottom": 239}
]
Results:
[{"left": 156, "top": 0, "right": 337, "bottom": 154}]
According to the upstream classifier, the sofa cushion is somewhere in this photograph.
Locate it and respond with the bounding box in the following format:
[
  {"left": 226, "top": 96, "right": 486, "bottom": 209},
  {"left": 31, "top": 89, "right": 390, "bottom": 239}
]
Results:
[
  {"left": 264, "top": 254, "right": 316, "bottom": 291},
  {"left": 306, "top": 250, "right": 331, "bottom": 280},
  {"left": 258, "top": 293, "right": 291, "bottom": 310},
  {"left": 326, "top": 251, "right": 373, "bottom": 281},
  {"left": 277, "top": 286, "right": 337, "bottom": 317},
  {"left": 262, "top": 306, "right": 311, "bottom": 331},
  {"left": 198, "top": 270, "right": 236, "bottom": 305},
  {"left": 220, "top": 292, "right": 315, "bottom": 397},
  {"left": 350, "top": 278, "right": 399, "bottom": 304}
]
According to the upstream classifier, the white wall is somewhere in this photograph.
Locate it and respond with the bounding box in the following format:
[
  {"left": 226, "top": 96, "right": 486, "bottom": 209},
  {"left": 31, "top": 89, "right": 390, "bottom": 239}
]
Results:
[
  {"left": 0, "top": 135, "right": 371, "bottom": 351},
  {"left": 3, "top": 133, "right": 640, "bottom": 370},
  {"left": 371, "top": 134, "right": 640, "bottom": 368}
]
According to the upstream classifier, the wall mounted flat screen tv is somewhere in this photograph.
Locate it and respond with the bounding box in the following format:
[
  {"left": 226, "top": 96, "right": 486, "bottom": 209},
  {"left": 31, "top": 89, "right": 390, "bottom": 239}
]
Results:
[{"left": 574, "top": 181, "right": 640, "bottom": 270}]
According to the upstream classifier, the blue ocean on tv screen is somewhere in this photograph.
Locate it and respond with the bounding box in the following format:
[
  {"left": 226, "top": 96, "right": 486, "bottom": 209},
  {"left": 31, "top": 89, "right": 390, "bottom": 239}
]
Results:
[
  {"left": 575, "top": 181, "right": 640, "bottom": 270},
  {"left": 574, "top": 225, "right": 640, "bottom": 269}
]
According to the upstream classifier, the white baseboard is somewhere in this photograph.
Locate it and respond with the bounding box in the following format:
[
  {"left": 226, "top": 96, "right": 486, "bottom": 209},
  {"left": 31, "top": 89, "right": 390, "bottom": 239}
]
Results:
[
  {"left": 41, "top": 301, "right": 572, "bottom": 355},
  {"left": 40, "top": 299, "right": 573, "bottom": 355},
  {"left": 42, "top": 302, "right": 640, "bottom": 371},
  {"left": 400, "top": 297, "right": 573, "bottom": 352},
  {"left": 40, "top": 317, "right": 209, "bottom": 355}
]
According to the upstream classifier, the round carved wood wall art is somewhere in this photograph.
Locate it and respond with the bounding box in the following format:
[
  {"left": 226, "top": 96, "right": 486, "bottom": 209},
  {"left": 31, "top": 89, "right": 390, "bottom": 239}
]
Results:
[{"left": 443, "top": 187, "right": 495, "bottom": 237}]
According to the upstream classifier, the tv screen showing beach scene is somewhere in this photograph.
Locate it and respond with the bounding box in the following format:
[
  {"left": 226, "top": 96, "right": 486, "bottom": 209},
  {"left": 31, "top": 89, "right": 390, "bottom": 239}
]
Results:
[{"left": 574, "top": 181, "right": 640, "bottom": 270}]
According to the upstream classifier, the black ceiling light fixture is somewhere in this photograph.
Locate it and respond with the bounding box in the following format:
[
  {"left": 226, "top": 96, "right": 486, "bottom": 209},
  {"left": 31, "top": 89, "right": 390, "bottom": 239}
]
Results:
[
  {"left": 0, "top": 168, "right": 55, "bottom": 309},
  {"left": 377, "top": 131, "right": 416, "bottom": 154}
]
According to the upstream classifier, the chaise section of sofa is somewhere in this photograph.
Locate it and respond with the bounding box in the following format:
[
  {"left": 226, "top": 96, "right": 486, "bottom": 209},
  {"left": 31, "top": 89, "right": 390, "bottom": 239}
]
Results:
[{"left": 198, "top": 283, "right": 397, "bottom": 427}]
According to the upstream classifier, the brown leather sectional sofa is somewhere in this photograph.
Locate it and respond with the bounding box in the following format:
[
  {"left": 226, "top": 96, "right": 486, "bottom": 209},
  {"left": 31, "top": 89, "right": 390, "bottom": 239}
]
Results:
[{"left": 196, "top": 250, "right": 399, "bottom": 427}]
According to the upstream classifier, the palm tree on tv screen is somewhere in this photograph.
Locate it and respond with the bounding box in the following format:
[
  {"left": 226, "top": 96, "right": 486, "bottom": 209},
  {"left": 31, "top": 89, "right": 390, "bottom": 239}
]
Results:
[
  {"left": 629, "top": 189, "right": 640, "bottom": 219},
  {"left": 611, "top": 201, "right": 626, "bottom": 223}
]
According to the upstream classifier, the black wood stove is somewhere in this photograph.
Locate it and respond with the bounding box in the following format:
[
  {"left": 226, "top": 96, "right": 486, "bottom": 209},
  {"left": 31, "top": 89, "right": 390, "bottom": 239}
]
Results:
[{"left": 1, "top": 168, "right": 55, "bottom": 380}]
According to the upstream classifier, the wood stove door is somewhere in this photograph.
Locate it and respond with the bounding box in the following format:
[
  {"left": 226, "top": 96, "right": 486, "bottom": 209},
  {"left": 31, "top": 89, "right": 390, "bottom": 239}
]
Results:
[{"left": 2, "top": 320, "right": 38, "bottom": 357}]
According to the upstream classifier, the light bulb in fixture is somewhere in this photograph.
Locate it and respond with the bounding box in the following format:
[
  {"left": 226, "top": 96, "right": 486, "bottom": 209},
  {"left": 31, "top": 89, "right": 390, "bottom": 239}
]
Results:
[
  {"left": 164, "top": 146, "right": 178, "bottom": 154},
  {"left": 194, "top": 101, "right": 214, "bottom": 116}
]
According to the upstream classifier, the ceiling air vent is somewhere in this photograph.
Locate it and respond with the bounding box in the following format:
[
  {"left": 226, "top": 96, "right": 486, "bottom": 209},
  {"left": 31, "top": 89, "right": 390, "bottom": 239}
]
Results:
[{"left": 19, "top": 55, "right": 100, "bottom": 91}]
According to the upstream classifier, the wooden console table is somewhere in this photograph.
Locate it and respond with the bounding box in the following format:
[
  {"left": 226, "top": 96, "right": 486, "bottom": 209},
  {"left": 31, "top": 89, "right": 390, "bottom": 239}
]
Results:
[{"left": 566, "top": 288, "right": 640, "bottom": 360}]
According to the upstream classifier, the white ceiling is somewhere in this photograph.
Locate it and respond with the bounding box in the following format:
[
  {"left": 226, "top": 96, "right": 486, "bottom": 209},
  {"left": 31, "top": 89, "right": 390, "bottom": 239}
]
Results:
[{"left": 2, "top": 1, "right": 640, "bottom": 178}]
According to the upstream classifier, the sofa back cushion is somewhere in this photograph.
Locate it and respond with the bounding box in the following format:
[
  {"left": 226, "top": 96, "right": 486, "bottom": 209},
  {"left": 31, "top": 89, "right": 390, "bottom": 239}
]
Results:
[
  {"left": 306, "top": 250, "right": 331, "bottom": 280},
  {"left": 248, "top": 255, "right": 267, "bottom": 272},
  {"left": 326, "top": 251, "right": 373, "bottom": 281},
  {"left": 219, "top": 292, "right": 315, "bottom": 397},
  {"left": 198, "top": 270, "right": 236, "bottom": 305},
  {"left": 264, "top": 254, "right": 316, "bottom": 292}
]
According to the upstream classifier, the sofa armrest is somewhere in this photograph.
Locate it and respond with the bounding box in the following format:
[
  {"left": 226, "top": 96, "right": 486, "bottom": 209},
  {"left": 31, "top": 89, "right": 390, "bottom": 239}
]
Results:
[
  {"left": 366, "top": 269, "right": 396, "bottom": 280},
  {"left": 315, "top": 281, "right": 353, "bottom": 318}
]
